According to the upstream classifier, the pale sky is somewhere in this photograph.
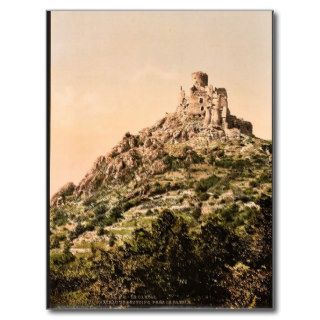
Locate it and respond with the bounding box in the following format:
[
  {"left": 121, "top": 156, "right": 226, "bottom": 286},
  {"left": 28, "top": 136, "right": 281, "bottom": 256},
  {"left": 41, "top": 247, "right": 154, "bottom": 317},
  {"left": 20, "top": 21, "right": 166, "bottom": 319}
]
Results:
[{"left": 51, "top": 11, "right": 272, "bottom": 196}]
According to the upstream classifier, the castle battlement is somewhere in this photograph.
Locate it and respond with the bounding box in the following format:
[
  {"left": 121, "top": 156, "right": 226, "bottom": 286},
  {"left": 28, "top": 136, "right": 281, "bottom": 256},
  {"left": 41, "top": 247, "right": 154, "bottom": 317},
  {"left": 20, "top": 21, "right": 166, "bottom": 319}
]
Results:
[{"left": 177, "top": 71, "right": 253, "bottom": 136}]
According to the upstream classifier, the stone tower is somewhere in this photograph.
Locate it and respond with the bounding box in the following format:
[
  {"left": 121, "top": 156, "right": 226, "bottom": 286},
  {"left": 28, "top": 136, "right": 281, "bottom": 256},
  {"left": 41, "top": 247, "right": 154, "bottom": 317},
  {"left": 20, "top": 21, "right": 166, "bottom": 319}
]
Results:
[
  {"left": 177, "top": 71, "right": 253, "bottom": 136},
  {"left": 191, "top": 71, "right": 208, "bottom": 88}
]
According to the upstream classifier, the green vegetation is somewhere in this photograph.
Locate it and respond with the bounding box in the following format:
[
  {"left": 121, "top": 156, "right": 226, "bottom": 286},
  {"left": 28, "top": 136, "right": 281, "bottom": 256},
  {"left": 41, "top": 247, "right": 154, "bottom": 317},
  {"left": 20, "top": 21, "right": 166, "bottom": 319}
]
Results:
[
  {"left": 70, "top": 222, "right": 94, "bottom": 240},
  {"left": 49, "top": 136, "right": 272, "bottom": 308},
  {"left": 50, "top": 199, "right": 272, "bottom": 308},
  {"left": 195, "top": 174, "right": 220, "bottom": 193},
  {"left": 214, "top": 157, "right": 252, "bottom": 171},
  {"left": 52, "top": 208, "right": 68, "bottom": 226}
]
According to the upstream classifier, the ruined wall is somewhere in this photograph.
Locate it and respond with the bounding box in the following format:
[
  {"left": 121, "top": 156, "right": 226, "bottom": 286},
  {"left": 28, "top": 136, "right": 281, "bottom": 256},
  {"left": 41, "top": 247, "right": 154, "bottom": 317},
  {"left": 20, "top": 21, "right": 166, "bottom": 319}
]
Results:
[
  {"left": 216, "top": 87, "right": 228, "bottom": 98},
  {"left": 188, "top": 90, "right": 207, "bottom": 114},
  {"left": 227, "top": 115, "right": 253, "bottom": 136},
  {"left": 177, "top": 71, "right": 253, "bottom": 136}
]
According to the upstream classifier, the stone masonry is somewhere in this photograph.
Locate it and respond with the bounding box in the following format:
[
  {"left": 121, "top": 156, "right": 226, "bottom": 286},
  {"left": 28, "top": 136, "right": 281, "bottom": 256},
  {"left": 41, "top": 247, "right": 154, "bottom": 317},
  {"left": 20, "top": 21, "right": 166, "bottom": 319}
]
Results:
[{"left": 177, "top": 71, "right": 253, "bottom": 135}]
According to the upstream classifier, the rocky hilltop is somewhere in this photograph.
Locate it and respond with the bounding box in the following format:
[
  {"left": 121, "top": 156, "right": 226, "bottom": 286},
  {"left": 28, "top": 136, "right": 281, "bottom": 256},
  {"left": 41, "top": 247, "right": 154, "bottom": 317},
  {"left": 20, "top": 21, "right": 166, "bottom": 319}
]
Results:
[
  {"left": 49, "top": 72, "right": 272, "bottom": 309},
  {"left": 52, "top": 71, "right": 254, "bottom": 204}
]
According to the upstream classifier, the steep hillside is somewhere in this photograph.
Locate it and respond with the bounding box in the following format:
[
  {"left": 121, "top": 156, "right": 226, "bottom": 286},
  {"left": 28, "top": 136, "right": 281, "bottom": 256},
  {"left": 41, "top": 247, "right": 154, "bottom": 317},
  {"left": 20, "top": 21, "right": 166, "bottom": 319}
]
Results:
[{"left": 49, "top": 72, "right": 272, "bottom": 309}]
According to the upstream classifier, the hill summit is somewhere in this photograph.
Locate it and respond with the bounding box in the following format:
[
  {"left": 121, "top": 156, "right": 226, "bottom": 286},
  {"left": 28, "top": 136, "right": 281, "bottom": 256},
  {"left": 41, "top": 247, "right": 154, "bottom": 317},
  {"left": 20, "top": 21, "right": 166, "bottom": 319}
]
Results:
[
  {"left": 49, "top": 72, "right": 272, "bottom": 309},
  {"left": 52, "top": 71, "right": 254, "bottom": 204}
]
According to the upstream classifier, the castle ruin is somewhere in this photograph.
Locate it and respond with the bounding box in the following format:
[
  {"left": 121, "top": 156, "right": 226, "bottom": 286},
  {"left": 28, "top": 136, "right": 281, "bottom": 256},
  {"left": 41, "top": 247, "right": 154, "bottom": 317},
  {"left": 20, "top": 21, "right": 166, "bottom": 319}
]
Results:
[{"left": 177, "top": 71, "right": 253, "bottom": 136}]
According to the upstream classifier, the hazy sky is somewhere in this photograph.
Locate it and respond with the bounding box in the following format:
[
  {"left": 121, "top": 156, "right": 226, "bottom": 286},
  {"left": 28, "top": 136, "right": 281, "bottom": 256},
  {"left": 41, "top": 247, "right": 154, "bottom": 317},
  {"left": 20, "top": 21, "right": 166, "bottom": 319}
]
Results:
[{"left": 51, "top": 11, "right": 272, "bottom": 196}]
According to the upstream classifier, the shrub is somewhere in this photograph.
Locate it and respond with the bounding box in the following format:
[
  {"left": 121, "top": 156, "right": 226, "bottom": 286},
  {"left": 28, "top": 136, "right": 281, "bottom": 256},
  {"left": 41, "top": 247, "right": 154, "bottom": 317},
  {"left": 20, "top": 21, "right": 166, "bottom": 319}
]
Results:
[
  {"left": 50, "top": 236, "right": 60, "bottom": 249},
  {"left": 191, "top": 206, "right": 202, "bottom": 220},
  {"left": 164, "top": 181, "right": 171, "bottom": 190},
  {"left": 163, "top": 155, "right": 181, "bottom": 171},
  {"left": 217, "top": 203, "right": 239, "bottom": 224},
  {"left": 83, "top": 195, "right": 98, "bottom": 207},
  {"left": 244, "top": 188, "right": 257, "bottom": 197},
  {"left": 70, "top": 223, "right": 94, "bottom": 240},
  {"left": 50, "top": 251, "right": 74, "bottom": 265},
  {"left": 214, "top": 157, "right": 251, "bottom": 171},
  {"left": 170, "top": 181, "right": 187, "bottom": 190},
  {"left": 94, "top": 203, "right": 107, "bottom": 216},
  {"left": 109, "top": 206, "right": 123, "bottom": 221},
  {"left": 257, "top": 171, "right": 272, "bottom": 184},
  {"left": 198, "top": 192, "right": 209, "bottom": 201},
  {"left": 53, "top": 208, "right": 68, "bottom": 226},
  {"left": 216, "top": 203, "right": 258, "bottom": 233},
  {"left": 75, "top": 223, "right": 87, "bottom": 234},
  {"left": 251, "top": 154, "right": 265, "bottom": 166},
  {"left": 195, "top": 175, "right": 220, "bottom": 193},
  {"left": 146, "top": 209, "right": 153, "bottom": 216},
  {"left": 109, "top": 234, "right": 117, "bottom": 247},
  {"left": 249, "top": 180, "right": 259, "bottom": 188},
  {"left": 50, "top": 233, "right": 67, "bottom": 248},
  {"left": 186, "top": 150, "right": 204, "bottom": 164},
  {"left": 126, "top": 197, "right": 142, "bottom": 209},
  {"left": 93, "top": 203, "right": 107, "bottom": 225},
  {"left": 104, "top": 217, "right": 114, "bottom": 227},
  {"left": 149, "top": 182, "right": 167, "bottom": 196},
  {"left": 97, "top": 227, "right": 105, "bottom": 236},
  {"left": 233, "top": 207, "right": 258, "bottom": 230},
  {"left": 235, "top": 194, "right": 251, "bottom": 203}
]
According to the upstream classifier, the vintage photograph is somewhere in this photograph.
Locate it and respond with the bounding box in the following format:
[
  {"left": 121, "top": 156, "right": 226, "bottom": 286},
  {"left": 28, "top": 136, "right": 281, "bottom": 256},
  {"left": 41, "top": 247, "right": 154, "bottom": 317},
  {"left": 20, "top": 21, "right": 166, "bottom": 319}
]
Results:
[{"left": 48, "top": 10, "right": 273, "bottom": 309}]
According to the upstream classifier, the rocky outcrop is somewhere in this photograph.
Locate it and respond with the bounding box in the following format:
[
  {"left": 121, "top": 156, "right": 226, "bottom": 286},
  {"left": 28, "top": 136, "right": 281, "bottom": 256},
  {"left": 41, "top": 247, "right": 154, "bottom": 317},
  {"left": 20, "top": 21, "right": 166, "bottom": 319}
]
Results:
[
  {"left": 51, "top": 182, "right": 76, "bottom": 206},
  {"left": 52, "top": 71, "right": 256, "bottom": 203}
]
